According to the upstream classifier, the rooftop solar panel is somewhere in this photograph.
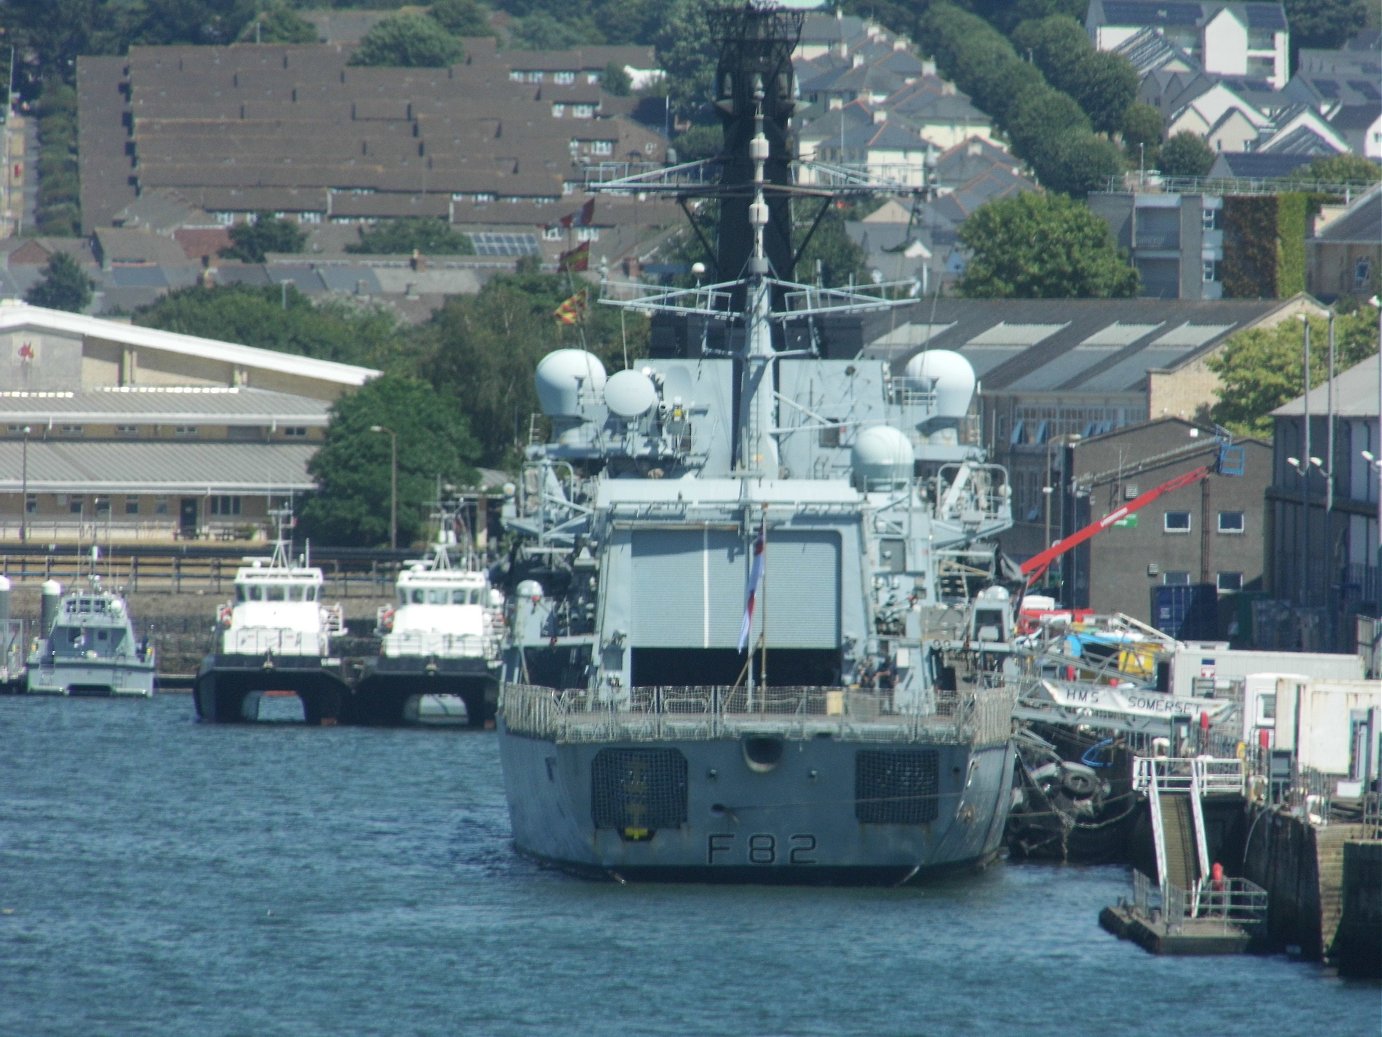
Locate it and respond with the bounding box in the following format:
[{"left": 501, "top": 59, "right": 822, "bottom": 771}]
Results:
[{"left": 468, "top": 232, "right": 541, "bottom": 256}]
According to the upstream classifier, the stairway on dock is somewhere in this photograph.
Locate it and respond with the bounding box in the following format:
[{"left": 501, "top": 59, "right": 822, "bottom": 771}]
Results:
[{"left": 1159, "top": 793, "right": 1199, "bottom": 892}]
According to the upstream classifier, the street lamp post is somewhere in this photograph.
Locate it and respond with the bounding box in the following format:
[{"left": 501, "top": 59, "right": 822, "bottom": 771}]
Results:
[
  {"left": 370, "top": 424, "right": 397, "bottom": 550},
  {"left": 19, "top": 424, "right": 29, "bottom": 542}
]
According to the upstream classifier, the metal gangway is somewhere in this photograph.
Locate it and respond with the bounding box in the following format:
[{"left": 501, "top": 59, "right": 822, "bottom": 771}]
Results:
[{"left": 1134, "top": 755, "right": 1249, "bottom": 916}]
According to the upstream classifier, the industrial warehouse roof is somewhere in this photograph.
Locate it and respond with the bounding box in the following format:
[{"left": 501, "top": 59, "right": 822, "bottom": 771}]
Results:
[
  {"left": 866, "top": 296, "right": 1311, "bottom": 394},
  {"left": 1274, "top": 352, "right": 1382, "bottom": 419},
  {"left": 0, "top": 386, "right": 331, "bottom": 425},
  {"left": 0, "top": 440, "right": 317, "bottom": 495},
  {"left": 0, "top": 301, "right": 379, "bottom": 389}
]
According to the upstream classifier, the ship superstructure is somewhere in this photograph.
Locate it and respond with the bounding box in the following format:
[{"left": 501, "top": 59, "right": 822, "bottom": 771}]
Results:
[{"left": 495, "top": 2, "right": 1020, "bottom": 882}]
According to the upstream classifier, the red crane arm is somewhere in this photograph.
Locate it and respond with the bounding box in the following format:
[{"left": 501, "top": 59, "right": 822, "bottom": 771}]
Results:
[{"left": 1020, "top": 464, "right": 1213, "bottom": 585}]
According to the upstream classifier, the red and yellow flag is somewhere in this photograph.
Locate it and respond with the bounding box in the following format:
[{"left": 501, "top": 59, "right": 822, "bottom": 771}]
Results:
[
  {"left": 553, "top": 290, "right": 587, "bottom": 325},
  {"left": 557, "top": 240, "right": 590, "bottom": 273}
]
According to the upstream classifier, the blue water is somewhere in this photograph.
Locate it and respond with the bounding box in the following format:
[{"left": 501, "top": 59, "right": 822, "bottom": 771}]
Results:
[{"left": 2, "top": 696, "right": 1377, "bottom": 1037}]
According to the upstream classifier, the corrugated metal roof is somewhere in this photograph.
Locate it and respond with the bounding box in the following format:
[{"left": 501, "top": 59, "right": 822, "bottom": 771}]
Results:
[
  {"left": 1274, "top": 353, "right": 1381, "bottom": 418},
  {"left": 0, "top": 301, "right": 378, "bottom": 386},
  {"left": 0, "top": 440, "right": 317, "bottom": 493},
  {"left": 0, "top": 386, "right": 330, "bottom": 423}
]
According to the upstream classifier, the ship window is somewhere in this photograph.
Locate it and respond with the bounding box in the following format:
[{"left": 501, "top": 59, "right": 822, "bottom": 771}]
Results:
[
  {"left": 429, "top": 589, "right": 447, "bottom": 604},
  {"left": 305, "top": 586, "right": 316, "bottom": 602},
  {"left": 236, "top": 586, "right": 247, "bottom": 603},
  {"left": 1258, "top": 693, "right": 1276, "bottom": 721},
  {"left": 267, "top": 586, "right": 285, "bottom": 602},
  {"left": 249, "top": 586, "right": 263, "bottom": 602},
  {"left": 412, "top": 589, "right": 425, "bottom": 604}
]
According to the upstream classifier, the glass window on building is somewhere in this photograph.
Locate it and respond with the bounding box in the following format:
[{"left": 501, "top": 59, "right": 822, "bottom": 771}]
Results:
[
  {"left": 1218, "top": 511, "right": 1244, "bottom": 533},
  {"left": 1217, "top": 571, "right": 1243, "bottom": 592},
  {"left": 154, "top": 496, "right": 169, "bottom": 515},
  {"left": 124, "top": 497, "right": 139, "bottom": 515},
  {"left": 1163, "top": 571, "right": 1191, "bottom": 585},
  {"left": 210, "top": 496, "right": 242, "bottom": 517},
  {"left": 1164, "top": 511, "right": 1191, "bottom": 533}
]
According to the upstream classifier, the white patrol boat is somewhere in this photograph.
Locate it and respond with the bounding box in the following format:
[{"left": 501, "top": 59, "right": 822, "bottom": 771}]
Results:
[
  {"left": 193, "top": 510, "right": 348, "bottom": 724},
  {"left": 349, "top": 497, "right": 504, "bottom": 726}
]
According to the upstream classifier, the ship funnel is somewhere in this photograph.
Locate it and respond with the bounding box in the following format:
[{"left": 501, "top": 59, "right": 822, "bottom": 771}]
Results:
[{"left": 851, "top": 425, "right": 914, "bottom": 491}]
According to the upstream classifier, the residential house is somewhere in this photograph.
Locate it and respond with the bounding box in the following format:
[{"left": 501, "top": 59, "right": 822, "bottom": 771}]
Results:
[
  {"left": 1087, "top": 1, "right": 1289, "bottom": 90},
  {"left": 1307, "top": 184, "right": 1382, "bottom": 303}
]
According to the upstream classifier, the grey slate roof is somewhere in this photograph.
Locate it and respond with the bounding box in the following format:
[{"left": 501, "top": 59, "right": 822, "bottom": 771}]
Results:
[
  {"left": 0, "top": 440, "right": 318, "bottom": 494},
  {"left": 1206, "top": 151, "right": 1316, "bottom": 179},
  {"left": 1314, "top": 184, "right": 1382, "bottom": 243}
]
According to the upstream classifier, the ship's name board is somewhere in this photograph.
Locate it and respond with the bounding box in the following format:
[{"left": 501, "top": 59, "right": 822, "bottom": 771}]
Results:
[{"left": 1042, "top": 681, "right": 1232, "bottom": 720}]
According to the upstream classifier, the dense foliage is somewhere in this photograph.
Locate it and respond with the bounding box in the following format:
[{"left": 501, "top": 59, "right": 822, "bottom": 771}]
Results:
[
  {"left": 219, "top": 214, "right": 308, "bottom": 263},
  {"left": 1208, "top": 309, "right": 1380, "bottom": 438},
  {"left": 348, "top": 13, "right": 464, "bottom": 67},
  {"left": 956, "top": 191, "right": 1139, "bottom": 298},
  {"left": 1158, "top": 132, "right": 1216, "bottom": 178},
  {"left": 25, "top": 252, "right": 94, "bottom": 312},
  {"left": 132, "top": 284, "right": 407, "bottom": 369},
  {"left": 1221, "top": 195, "right": 1308, "bottom": 300},
  {"left": 300, "top": 372, "right": 482, "bottom": 549},
  {"left": 345, "top": 219, "right": 476, "bottom": 256}
]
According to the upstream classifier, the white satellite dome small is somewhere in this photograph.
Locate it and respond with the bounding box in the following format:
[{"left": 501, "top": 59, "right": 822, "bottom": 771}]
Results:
[
  {"left": 851, "top": 425, "right": 914, "bottom": 491},
  {"left": 903, "top": 350, "right": 976, "bottom": 419},
  {"left": 604, "top": 369, "right": 659, "bottom": 419},
  {"left": 535, "top": 349, "right": 607, "bottom": 418}
]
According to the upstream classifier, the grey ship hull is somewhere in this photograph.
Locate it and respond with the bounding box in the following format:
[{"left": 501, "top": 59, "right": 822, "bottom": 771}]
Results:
[
  {"left": 25, "top": 657, "right": 155, "bottom": 697},
  {"left": 497, "top": 688, "right": 1016, "bottom": 884}
]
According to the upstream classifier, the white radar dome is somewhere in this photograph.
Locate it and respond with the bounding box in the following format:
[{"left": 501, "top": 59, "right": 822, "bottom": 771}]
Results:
[
  {"left": 904, "top": 350, "right": 976, "bottom": 419},
  {"left": 852, "top": 425, "right": 914, "bottom": 491},
  {"left": 604, "top": 369, "right": 659, "bottom": 419},
  {"left": 535, "top": 349, "right": 607, "bottom": 419}
]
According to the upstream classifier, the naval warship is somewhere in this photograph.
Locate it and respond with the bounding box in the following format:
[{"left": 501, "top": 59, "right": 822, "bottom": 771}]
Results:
[{"left": 495, "top": 2, "right": 1020, "bottom": 883}]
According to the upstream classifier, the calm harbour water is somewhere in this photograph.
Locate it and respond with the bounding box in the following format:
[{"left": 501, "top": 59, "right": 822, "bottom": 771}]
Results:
[{"left": 2, "top": 694, "right": 1377, "bottom": 1037}]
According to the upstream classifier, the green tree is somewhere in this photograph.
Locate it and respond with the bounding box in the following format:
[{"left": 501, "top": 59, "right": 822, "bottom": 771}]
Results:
[
  {"left": 1159, "top": 132, "right": 1216, "bottom": 178},
  {"left": 239, "top": 5, "right": 318, "bottom": 45},
  {"left": 1208, "top": 310, "right": 1380, "bottom": 437},
  {"left": 132, "top": 284, "right": 407, "bottom": 369},
  {"left": 219, "top": 213, "right": 308, "bottom": 263},
  {"left": 349, "top": 13, "right": 464, "bottom": 67},
  {"left": 602, "top": 61, "right": 632, "bottom": 96},
  {"left": 1122, "top": 103, "right": 1164, "bottom": 168},
  {"left": 957, "top": 191, "right": 1139, "bottom": 298},
  {"left": 653, "top": 0, "right": 716, "bottom": 122},
  {"left": 429, "top": 0, "right": 495, "bottom": 36},
  {"left": 300, "top": 373, "right": 481, "bottom": 548},
  {"left": 419, "top": 266, "right": 642, "bottom": 466},
  {"left": 25, "top": 252, "right": 94, "bottom": 312},
  {"left": 1287, "top": 153, "right": 1382, "bottom": 189},
  {"left": 346, "top": 218, "right": 476, "bottom": 255},
  {"left": 1040, "top": 132, "right": 1127, "bottom": 198},
  {"left": 1284, "top": 0, "right": 1369, "bottom": 51}
]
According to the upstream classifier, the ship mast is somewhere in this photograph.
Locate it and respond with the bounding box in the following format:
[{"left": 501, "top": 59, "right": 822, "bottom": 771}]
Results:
[{"left": 741, "top": 91, "right": 777, "bottom": 475}]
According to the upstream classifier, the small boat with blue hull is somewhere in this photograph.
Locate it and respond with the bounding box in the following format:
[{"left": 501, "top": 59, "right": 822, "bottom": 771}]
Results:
[
  {"left": 349, "top": 498, "right": 504, "bottom": 727},
  {"left": 24, "top": 576, "right": 155, "bottom": 697},
  {"left": 193, "top": 511, "right": 348, "bottom": 724},
  {"left": 494, "top": 2, "right": 1022, "bottom": 884}
]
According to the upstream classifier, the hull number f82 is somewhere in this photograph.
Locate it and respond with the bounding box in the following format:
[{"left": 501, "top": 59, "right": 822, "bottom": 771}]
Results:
[{"left": 707, "top": 833, "right": 818, "bottom": 865}]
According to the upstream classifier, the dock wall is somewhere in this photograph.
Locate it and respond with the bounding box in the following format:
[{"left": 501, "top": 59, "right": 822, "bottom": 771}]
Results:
[{"left": 1243, "top": 808, "right": 1374, "bottom": 966}]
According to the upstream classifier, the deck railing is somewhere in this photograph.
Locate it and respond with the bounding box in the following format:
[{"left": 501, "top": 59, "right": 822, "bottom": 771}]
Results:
[
  {"left": 500, "top": 682, "right": 1015, "bottom": 745},
  {"left": 1130, "top": 869, "right": 1268, "bottom": 932}
]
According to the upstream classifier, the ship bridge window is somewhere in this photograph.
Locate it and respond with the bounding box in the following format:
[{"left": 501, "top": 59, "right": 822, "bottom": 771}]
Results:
[
  {"left": 267, "top": 586, "right": 286, "bottom": 602},
  {"left": 249, "top": 586, "right": 264, "bottom": 602},
  {"left": 305, "top": 586, "right": 317, "bottom": 602},
  {"left": 412, "top": 589, "right": 426, "bottom": 604},
  {"left": 453, "top": 589, "right": 478, "bottom": 604},
  {"left": 429, "top": 589, "right": 449, "bottom": 605}
]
